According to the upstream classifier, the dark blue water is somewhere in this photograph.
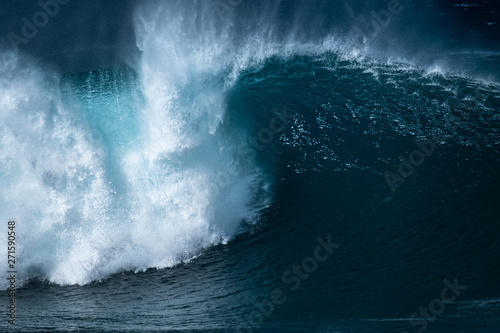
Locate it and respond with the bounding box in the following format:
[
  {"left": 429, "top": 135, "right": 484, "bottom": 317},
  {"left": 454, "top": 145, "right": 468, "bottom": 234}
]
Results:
[{"left": 1, "top": 1, "right": 499, "bottom": 332}]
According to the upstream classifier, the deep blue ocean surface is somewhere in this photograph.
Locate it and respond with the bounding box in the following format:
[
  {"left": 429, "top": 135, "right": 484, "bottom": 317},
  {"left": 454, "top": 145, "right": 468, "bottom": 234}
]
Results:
[{"left": 0, "top": 0, "right": 499, "bottom": 332}]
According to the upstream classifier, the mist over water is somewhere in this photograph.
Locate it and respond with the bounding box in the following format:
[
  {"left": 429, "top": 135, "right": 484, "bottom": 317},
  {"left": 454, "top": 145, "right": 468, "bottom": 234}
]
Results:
[{"left": 1, "top": 0, "right": 498, "bottom": 76}]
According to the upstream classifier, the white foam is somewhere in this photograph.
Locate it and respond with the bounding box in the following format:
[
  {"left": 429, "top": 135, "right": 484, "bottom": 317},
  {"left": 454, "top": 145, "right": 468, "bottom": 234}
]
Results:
[{"left": 0, "top": 1, "right": 273, "bottom": 287}]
